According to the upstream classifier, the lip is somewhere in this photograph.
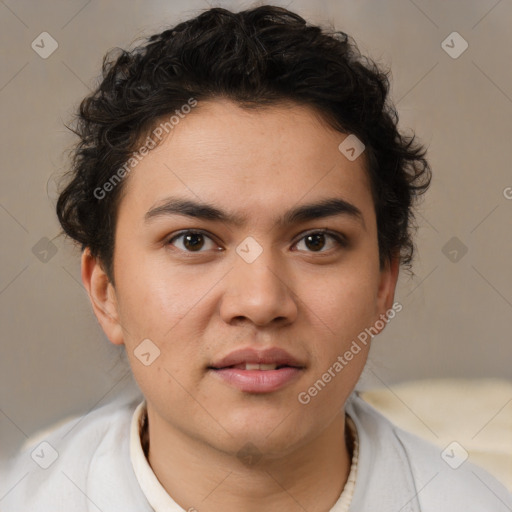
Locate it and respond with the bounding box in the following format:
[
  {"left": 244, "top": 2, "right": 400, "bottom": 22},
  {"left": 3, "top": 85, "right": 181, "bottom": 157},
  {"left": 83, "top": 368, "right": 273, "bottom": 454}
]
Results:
[
  {"left": 208, "top": 347, "right": 306, "bottom": 393},
  {"left": 210, "top": 347, "right": 305, "bottom": 369},
  {"left": 210, "top": 367, "right": 303, "bottom": 393}
]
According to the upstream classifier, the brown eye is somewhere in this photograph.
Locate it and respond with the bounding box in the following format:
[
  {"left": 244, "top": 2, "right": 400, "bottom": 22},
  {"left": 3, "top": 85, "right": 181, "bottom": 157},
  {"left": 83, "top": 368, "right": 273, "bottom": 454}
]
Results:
[
  {"left": 294, "top": 231, "right": 346, "bottom": 253},
  {"left": 168, "top": 230, "right": 217, "bottom": 252},
  {"left": 304, "top": 233, "right": 327, "bottom": 251}
]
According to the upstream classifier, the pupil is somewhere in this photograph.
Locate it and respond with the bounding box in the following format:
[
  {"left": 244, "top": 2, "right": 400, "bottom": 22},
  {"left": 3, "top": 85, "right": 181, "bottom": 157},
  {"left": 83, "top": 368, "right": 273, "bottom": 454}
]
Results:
[
  {"left": 306, "top": 233, "right": 325, "bottom": 251},
  {"left": 184, "top": 233, "right": 204, "bottom": 251}
]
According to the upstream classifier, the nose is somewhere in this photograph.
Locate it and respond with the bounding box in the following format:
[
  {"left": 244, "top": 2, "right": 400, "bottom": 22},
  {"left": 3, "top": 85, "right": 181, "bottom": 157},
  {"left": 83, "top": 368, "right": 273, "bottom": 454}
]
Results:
[{"left": 219, "top": 246, "right": 298, "bottom": 327}]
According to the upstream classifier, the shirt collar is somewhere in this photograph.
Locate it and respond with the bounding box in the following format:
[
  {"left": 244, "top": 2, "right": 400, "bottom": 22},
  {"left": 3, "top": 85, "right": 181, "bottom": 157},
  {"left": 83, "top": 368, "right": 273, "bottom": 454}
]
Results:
[
  {"left": 130, "top": 400, "right": 185, "bottom": 511},
  {"left": 130, "top": 399, "right": 359, "bottom": 512}
]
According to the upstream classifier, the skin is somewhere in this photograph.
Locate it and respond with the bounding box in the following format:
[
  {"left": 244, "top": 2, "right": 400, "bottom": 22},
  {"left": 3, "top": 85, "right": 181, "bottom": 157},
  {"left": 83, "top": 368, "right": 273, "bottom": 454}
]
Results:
[{"left": 82, "top": 99, "right": 399, "bottom": 512}]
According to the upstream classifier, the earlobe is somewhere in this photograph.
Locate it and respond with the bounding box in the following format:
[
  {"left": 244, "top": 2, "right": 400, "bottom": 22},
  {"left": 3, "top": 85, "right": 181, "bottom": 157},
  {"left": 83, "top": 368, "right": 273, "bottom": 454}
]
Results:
[
  {"left": 81, "top": 248, "right": 125, "bottom": 346},
  {"left": 376, "top": 253, "right": 400, "bottom": 324}
]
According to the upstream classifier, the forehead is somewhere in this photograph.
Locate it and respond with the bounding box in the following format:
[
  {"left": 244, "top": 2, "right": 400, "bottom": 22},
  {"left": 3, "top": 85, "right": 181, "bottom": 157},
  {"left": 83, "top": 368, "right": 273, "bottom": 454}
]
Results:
[{"left": 117, "top": 99, "right": 374, "bottom": 225}]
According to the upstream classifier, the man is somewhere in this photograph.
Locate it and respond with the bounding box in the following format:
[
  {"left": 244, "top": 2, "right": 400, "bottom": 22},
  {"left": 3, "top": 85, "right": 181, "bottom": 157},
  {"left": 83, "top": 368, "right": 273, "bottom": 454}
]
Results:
[{"left": 1, "top": 5, "right": 511, "bottom": 511}]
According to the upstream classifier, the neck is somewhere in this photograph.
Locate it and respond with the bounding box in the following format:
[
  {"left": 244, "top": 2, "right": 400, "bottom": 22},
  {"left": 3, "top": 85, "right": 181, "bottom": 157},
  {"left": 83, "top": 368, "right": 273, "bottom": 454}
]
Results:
[{"left": 145, "top": 408, "right": 352, "bottom": 512}]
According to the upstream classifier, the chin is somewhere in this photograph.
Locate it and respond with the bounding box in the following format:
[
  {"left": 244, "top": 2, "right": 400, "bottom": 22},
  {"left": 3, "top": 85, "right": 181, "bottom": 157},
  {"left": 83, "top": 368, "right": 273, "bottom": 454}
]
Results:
[{"left": 219, "top": 409, "right": 310, "bottom": 450}]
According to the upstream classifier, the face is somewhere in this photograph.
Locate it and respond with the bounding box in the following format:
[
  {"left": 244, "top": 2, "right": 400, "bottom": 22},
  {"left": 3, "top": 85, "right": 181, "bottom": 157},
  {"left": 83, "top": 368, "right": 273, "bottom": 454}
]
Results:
[{"left": 84, "top": 99, "right": 398, "bottom": 458}]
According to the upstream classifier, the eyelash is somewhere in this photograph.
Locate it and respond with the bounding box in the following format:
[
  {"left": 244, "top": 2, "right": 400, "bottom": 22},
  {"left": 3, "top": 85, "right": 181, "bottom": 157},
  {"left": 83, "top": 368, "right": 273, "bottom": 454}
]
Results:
[{"left": 165, "top": 229, "right": 348, "bottom": 254}]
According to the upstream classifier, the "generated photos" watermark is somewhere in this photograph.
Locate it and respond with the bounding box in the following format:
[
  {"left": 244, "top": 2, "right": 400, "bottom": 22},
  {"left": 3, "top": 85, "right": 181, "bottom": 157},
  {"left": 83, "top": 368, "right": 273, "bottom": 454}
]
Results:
[
  {"left": 298, "top": 301, "right": 403, "bottom": 405},
  {"left": 93, "top": 97, "right": 198, "bottom": 200}
]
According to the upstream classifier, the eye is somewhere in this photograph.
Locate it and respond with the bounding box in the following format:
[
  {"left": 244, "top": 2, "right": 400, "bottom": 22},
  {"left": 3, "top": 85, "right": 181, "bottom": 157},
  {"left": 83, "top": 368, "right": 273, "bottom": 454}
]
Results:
[
  {"left": 166, "top": 229, "right": 347, "bottom": 254},
  {"left": 293, "top": 230, "right": 347, "bottom": 253},
  {"left": 167, "top": 230, "right": 219, "bottom": 253}
]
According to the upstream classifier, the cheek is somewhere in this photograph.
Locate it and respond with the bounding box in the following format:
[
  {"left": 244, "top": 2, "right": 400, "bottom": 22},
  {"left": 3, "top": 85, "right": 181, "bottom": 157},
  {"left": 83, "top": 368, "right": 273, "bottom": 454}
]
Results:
[
  {"left": 308, "top": 266, "right": 380, "bottom": 335},
  {"left": 113, "top": 255, "right": 213, "bottom": 380},
  {"left": 297, "top": 276, "right": 377, "bottom": 412},
  {"left": 114, "top": 246, "right": 195, "bottom": 339},
  {"left": 300, "top": 262, "right": 380, "bottom": 381}
]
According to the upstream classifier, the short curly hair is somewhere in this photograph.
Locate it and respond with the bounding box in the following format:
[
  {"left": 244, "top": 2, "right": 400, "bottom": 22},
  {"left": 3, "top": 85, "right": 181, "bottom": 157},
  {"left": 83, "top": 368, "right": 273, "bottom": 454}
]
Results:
[{"left": 56, "top": 4, "right": 431, "bottom": 283}]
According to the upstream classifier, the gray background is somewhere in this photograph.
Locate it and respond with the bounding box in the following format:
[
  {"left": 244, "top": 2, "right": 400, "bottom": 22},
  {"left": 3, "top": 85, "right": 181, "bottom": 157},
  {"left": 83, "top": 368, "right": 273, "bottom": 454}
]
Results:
[{"left": 1, "top": 0, "right": 511, "bottom": 458}]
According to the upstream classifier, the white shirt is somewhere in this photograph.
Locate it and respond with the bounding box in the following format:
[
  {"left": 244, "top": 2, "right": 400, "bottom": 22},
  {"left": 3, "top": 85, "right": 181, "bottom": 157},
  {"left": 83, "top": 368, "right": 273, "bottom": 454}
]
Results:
[{"left": 1, "top": 392, "right": 511, "bottom": 511}]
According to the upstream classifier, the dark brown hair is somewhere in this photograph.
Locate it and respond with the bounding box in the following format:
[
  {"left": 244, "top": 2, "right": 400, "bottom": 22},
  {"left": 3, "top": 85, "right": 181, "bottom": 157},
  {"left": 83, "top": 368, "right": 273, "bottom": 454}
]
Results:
[{"left": 56, "top": 4, "right": 431, "bottom": 283}]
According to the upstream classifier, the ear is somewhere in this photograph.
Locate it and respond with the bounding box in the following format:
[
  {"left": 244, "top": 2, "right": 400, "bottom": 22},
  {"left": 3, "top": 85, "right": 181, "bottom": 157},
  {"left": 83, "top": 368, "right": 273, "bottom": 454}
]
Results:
[
  {"left": 374, "top": 253, "right": 400, "bottom": 331},
  {"left": 81, "top": 248, "right": 124, "bottom": 346}
]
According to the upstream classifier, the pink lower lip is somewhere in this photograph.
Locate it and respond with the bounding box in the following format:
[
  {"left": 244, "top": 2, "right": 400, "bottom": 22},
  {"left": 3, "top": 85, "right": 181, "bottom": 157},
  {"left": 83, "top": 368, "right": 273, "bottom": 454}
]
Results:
[{"left": 210, "top": 367, "right": 303, "bottom": 393}]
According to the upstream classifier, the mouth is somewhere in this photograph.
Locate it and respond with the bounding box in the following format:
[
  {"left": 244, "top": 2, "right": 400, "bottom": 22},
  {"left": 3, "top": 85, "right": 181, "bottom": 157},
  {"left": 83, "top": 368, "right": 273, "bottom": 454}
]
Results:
[
  {"left": 208, "top": 347, "right": 306, "bottom": 393},
  {"left": 211, "top": 363, "right": 297, "bottom": 371}
]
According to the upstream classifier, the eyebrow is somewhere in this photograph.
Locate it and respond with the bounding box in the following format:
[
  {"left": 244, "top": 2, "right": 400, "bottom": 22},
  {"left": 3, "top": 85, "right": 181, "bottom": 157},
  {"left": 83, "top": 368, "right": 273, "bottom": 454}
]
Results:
[{"left": 144, "top": 196, "right": 365, "bottom": 229}]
